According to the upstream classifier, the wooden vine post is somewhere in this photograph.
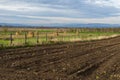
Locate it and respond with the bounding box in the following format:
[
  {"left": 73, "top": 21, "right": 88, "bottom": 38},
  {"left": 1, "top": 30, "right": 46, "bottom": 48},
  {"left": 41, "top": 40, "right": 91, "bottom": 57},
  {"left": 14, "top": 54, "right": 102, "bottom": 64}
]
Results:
[
  {"left": 25, "top": 32, "right": 27, "bottom": 45},
  {"left": 46, "top": 33, "right": 48, "bottom": 42},
  {"left": 36, "top": 32, "right": 39, "bottom": 44},
  {"left": 10, "top": 33, "right": 13, "bottom": 45}
]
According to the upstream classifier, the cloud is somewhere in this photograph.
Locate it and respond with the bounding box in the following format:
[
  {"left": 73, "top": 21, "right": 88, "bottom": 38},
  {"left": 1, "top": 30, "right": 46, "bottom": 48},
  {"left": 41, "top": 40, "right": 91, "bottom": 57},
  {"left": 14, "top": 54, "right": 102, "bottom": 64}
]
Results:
[
  {"left": 0, "top": 2, "right": 63, "bottom": 12},
  {"left": 86, "top": 0, "right": 120, "bottom": 8},
  {"left": 1, "top": 14, "right": 120, "bottom": 24},
  {"left": 0, "top": 0, "right": 82, "bottom": 17},
  {"left": 0, "top": 0, "right": 120, "bottom": 25}
]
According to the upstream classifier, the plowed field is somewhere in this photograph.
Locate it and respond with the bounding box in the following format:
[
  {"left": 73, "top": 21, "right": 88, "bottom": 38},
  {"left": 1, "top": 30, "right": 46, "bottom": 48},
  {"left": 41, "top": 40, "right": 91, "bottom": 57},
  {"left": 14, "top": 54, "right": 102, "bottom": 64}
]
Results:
[{"left": 0, "top": 36, "right": 120, "bottom": 80}]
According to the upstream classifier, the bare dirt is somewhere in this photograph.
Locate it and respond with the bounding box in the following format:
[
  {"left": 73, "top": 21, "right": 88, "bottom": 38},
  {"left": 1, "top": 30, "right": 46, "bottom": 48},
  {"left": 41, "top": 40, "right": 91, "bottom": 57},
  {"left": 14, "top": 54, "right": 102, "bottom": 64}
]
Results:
[{"left": 0, "top": 36, "right": 120, "bottom": 80}]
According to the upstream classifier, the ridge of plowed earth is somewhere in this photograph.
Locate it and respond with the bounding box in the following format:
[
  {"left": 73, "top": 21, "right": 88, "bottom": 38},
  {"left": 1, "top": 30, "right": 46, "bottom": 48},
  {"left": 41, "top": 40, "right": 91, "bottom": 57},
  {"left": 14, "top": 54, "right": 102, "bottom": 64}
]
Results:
[{"left": 0, "top": 36, "right": 120, "bottom": 80}]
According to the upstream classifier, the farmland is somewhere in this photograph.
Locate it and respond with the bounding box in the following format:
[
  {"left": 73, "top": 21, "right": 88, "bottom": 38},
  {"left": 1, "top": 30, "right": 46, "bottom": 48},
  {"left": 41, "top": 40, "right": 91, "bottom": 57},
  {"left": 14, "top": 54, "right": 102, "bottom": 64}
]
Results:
[
  {"left": 0, "top": 27, "right": 120, "bottom": 47},
  {"left": 0, "top": 27, "right": 120, "bottom": 80},
  {"left": 0, "top": 35, "right": 120, "bottom": 80}
]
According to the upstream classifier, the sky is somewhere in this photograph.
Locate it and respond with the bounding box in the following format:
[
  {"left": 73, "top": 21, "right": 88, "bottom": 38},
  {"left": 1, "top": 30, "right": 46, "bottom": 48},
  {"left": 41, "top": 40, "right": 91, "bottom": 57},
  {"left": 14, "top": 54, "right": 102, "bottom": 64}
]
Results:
[{"left": 0, "top": 0, "right": 120, "bottom": 25}]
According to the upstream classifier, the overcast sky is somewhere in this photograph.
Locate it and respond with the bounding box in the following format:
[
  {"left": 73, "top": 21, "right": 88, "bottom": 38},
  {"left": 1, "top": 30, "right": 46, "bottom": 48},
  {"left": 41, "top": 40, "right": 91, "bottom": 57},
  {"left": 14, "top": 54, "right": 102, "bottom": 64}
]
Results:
[{"left": 0, "top": 0, "right": 120, "bottom": 25}]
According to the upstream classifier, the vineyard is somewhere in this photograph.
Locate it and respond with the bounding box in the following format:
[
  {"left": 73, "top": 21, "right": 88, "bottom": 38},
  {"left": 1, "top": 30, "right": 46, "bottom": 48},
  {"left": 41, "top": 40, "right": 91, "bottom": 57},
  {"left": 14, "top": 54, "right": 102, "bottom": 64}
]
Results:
[
  {"left": 0, "top": 27, "right": 120, "bottom": 47},
  {"left": 0, "top": 36, "right": 120, "bottom": 80}
]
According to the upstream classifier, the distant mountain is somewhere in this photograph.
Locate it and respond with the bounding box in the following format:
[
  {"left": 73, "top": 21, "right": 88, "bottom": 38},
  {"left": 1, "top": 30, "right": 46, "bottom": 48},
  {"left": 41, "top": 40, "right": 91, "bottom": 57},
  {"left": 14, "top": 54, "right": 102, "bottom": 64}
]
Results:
[
  {"left": 36, "top": 23, "right": 120, "bottom": 28},
  {"left": 59, "top": 23, "right": 120, "bottom": 28},
  {"left": 0, "top": 23, "right": 120, "bottom": 28},
  {"left": 0, "top": 23, "right": 31, "bottom": 27}
]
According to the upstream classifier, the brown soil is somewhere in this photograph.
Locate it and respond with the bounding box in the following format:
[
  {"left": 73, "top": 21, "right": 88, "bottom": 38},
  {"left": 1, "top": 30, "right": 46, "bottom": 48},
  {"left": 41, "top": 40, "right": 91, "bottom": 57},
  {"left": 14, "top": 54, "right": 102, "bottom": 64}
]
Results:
[{"left": 0, "top": 36, "right": 120, "bottom": 80}]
